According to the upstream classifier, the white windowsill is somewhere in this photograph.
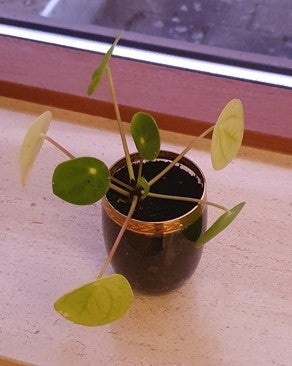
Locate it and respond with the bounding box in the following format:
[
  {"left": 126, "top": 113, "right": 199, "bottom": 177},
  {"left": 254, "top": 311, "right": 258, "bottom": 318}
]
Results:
[{"left": 1, "top": 96, "right": 291, "bottom": 366}]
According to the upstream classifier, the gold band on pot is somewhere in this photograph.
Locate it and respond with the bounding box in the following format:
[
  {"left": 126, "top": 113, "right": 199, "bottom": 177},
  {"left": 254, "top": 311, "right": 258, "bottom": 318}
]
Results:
[
  {"left": 102, "top": 197, "right": 206, "bottom": 235},
  {"left": 102, "top": 151, "right": 207, "bottom": 236}
]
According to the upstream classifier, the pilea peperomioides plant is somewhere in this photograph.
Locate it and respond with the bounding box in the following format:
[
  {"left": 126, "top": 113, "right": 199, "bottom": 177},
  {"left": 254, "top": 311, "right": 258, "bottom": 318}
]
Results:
[{"left": 20, "top": 36, "right": 245, "bottom": 327}]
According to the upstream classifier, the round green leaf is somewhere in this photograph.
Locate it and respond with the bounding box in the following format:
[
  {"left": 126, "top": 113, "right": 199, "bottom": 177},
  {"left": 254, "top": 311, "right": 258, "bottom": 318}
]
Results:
[
  {"left": 52, "top": 157, "right": 110, "bottom": 205},
  {"left": 20, "top": 111, "right": 52, "bottom": 185},
  {"left": 54, "top": 274, "right": 133, "bottom": 326},
  {"left": 211, "top": 99, "right": 244, "bottom": 170},
  {"left": 195, "top": 202, "right": 245, "bottom": 248},
  {"left": 130, "top": 112, "right": 160, "bottom": 161}
]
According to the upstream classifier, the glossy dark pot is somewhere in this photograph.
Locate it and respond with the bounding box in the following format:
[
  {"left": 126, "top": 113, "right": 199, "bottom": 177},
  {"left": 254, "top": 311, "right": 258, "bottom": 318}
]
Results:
[{"left": 102, "top": 151, "right": 207, "bottom": 294}]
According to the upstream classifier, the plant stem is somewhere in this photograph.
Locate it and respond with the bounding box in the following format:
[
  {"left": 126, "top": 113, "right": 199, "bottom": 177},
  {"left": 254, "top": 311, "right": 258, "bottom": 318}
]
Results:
[
  {"left": 109, "top": 183, "right": 130, "bottom": 197},
  {"left": 148, "top": 126, "right": 214, "bottom": 187},
  {"left": 106, "top": 65, "right": 135, "bottom": 181},
  {"left": 137, "top": 157, "right": 143, "bottom": 182},
  {"left": 97, "top": 195, "right": 139, "bottom": 278},
  {"left": 111, "top": 176, "right": 134, "bottom": 191},
  {"left": 147, "top": 192, "right": 230, "bottom": 212},
  {"left": 42, "top": 134, "right": 75, "bottom": 159}
]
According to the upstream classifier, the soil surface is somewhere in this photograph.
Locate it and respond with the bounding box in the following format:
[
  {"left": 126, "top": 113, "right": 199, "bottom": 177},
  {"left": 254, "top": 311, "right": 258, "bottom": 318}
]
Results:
[{"left": 107, "top": 160, "right": 204, "bottom": 221}]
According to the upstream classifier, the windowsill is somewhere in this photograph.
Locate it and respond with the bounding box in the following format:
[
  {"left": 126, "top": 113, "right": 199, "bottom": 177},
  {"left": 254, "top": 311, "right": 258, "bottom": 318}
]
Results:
[
  {"left": 0, "top": 35, "right": 291, "bottom": 154},
  {"left": 1, "top": 97, "right": 291, "bottom": 365}
]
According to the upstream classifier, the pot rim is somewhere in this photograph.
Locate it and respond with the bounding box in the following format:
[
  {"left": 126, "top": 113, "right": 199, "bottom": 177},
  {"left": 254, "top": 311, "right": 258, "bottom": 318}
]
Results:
[{"left": 102, "top": 150, "right": 207, "bottom": 235}]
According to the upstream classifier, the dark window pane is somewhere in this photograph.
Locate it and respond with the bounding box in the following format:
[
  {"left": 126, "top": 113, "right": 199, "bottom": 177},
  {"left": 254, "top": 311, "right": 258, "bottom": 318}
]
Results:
[{"left": 1, "top": 0, "right": 291, "bottom": 74}]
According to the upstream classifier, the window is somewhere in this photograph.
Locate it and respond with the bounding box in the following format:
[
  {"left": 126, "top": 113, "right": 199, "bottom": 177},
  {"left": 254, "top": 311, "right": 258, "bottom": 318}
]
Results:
[{"left": 0, "top": 1, "right": 291, "bottom": 153}]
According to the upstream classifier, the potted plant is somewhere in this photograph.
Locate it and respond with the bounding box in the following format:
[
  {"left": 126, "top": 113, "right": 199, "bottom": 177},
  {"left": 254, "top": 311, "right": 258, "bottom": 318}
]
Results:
[{"left": 20, "top": 36, "right": 245, "bottom": 327}]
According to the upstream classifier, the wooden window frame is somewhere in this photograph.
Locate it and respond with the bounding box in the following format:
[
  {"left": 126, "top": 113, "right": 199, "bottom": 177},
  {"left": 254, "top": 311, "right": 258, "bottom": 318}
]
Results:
[{"left": 0, "top": 35, "right": 291, "bottom": 154}]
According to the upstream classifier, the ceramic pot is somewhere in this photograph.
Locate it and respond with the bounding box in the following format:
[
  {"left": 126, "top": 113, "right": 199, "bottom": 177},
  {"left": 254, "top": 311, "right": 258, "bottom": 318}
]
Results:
[{"left": 102, "top": 151, "right": 207, "bottom": 294}]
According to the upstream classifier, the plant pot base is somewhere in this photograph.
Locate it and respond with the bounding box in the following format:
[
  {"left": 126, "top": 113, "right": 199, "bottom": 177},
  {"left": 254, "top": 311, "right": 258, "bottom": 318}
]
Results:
[{"left": 102, "top": 151, "right": 207, "bottom": 294}]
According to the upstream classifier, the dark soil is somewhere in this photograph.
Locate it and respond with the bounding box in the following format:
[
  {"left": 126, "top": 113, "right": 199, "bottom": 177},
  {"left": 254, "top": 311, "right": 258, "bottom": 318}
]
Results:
[{"left": 107, "top": 160, "right": 204, "bottom": 221}]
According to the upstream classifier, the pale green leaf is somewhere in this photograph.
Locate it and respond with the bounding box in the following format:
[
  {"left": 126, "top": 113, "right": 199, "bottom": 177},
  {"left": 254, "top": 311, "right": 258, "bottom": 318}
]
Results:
[
  {"left": 211, "top": 99, "right": 244, "bottom": 170},
  {"left": 87, "top": 34, "right": 121, "bottom": 95},
  {"left": 20, "top": 111, "right": 52, "bottom": 185},
  {"left": 195, "top": 202, "right": 245, "bottom": 248},
  {"left": 130, "top": 112, "right": 160, "bottom": 160},
  {"left": 52, "top": 157, "right": 110, "bottom": 205},
  {"left": 54, "top": 274, "right": 133, "bottom": 326},
  {"left": 137, "top": 176, "right": 150, "bottom": 199}
]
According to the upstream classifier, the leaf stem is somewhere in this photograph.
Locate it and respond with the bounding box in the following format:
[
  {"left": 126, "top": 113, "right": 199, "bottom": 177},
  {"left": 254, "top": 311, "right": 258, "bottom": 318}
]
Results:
[
  {"left": 43, "top": 134, "right": 75, "bottom": 159},
  {"left": 148, "top": 126, "right": 214, "bottom": 187},
  {"left": 105, "top": 65, "right": 135, "bottom": 181},
  {"left": 111, "top": 176, "right": 133, "bottom": 191},
  {"left": 137, "top": 157, "right": 143, "bottom": 183},
  {"left": 147, "top": 192, "right": 230, "bottom": 212},
  {"left": 97, "top": 195, "right": 139, "bottom": 278},
  {"left": 109, "top": 183, "right": 130, "bottom": 197}
]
